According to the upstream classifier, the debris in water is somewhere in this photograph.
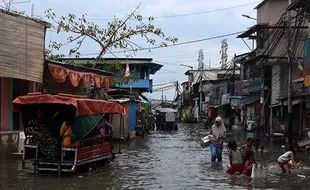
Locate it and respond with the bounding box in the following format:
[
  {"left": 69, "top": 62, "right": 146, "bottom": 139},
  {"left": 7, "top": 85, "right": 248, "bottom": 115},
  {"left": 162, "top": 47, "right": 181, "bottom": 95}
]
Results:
[
  {"left": 297, "top": 174, "right": 306, "bottom": 178},
  {"left": 78, "top": 176, "right": 83, "bottom": 178}
]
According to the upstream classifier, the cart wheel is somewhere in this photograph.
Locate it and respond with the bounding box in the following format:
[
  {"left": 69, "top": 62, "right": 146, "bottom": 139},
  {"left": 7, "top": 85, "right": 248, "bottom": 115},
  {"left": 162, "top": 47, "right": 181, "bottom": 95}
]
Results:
[{"left": 89, "top": 163, "right": 97, "bottom": 171}]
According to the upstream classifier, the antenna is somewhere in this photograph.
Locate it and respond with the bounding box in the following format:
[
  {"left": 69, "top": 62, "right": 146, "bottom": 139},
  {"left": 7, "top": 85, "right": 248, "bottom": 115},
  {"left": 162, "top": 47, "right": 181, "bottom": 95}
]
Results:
[
  {"left": 6, "top": 0, "right": 31, "bottom": 11},
  {"left": 31, "top": 3, "right": 34, "bottom": 17},
  {"left": 220, "top": 39, "right": 228, "bottom": 68}
]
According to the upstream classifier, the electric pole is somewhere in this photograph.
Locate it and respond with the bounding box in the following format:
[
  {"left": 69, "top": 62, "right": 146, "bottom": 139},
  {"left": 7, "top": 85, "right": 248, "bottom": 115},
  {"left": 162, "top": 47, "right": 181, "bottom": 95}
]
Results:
[
  {"left": 161, "top": 90, "right": 164, "bottom": 104},
  {"left": 287, "top": 0, "right": 293, "bottom": 143},
  {"left": 198, "top": 49, "right": 204, "bottom": 121},
  {"left": 232, "top": 54, "right": 236, "bottom": 96}
]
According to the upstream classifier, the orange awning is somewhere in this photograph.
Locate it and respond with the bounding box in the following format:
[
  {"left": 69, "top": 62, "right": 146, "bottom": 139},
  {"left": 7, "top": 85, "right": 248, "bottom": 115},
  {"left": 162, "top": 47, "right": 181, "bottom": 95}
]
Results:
[{"left": 13, "top": 93, "right": 126, "bottom": 116}]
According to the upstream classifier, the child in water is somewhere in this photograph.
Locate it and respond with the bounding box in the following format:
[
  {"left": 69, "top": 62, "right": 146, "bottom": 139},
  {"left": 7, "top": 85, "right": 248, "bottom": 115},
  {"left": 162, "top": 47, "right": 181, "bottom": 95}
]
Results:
[
  {"left": 277, "top": 143, "right": 302, "bottom": 175},
  {"left": 226, "top": 140, "right": 244, "bottom": 175},
  {"left": 242, "top": 151, "right": 257, "bottom": 177},
  {"left": 240, "top": 137, "right": 254, "bottom": 162}
]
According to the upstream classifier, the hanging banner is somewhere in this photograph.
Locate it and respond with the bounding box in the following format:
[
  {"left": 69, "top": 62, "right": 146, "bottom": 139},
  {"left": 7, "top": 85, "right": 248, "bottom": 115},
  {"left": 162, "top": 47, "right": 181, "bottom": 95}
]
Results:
[
  {"left": 48, "top": 63, "right": 112, "bottom": 89},
  {"left": 68, "top": 72, "right": 81, "bottom": 87},
  {"left": 94, "top": 75, "right": 103, "bottom": 88},
  {"left": 104, "top": 76, "right": 112, "bottom": 89},
  {"left": 48, "top": 65, "right": 67, "bottom": 83},
  {"left": 82, "top": 74, "right": 92, "bottom": 88}
]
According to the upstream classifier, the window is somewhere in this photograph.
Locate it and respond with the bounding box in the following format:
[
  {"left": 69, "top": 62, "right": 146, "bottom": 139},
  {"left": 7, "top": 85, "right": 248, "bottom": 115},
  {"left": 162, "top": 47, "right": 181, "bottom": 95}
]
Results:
[
  {"left": 202, "top": 92, "right": 205, "bottom": 102},
  {"left": 140, "top": 67, "right": 146, "bottom": 79}
]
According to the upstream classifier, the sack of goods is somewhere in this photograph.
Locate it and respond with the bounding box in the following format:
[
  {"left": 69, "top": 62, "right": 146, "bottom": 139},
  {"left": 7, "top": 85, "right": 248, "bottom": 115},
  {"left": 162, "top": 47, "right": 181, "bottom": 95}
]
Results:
[
  {"left": 200, "top": 135, "right": 213, "bottom": 148},
  {"left": 251, "top": 164, "right": 265, "bottom": 178}
]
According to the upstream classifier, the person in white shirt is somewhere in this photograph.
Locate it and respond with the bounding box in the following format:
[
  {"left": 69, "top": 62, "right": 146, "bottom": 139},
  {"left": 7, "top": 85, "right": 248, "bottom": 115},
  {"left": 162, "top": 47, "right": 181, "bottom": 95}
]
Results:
[{"left": 277, "top": 143, "right": 302, "bottom": 175}]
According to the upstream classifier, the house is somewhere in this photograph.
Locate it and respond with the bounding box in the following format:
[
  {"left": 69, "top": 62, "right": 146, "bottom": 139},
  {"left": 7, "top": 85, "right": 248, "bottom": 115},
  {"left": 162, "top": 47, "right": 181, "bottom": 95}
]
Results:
[
  {"left": 108, "top": 89, "right": 150, "bottom": 139},
  {"left": 237, "top": 0, "right": 309, "bottom": 137},
  {"left": 0, "top": 9, "right": 50, "bottom": 156},
  {"left": 44, "top": 60, "right": 135, "bottom": 140},
  {"left": 202, "top": 79, "right": 233, "bottom": 127},
  {"left": 231, "top": 52, "right": 264, "bottom": 128},
  {"left": 0, "top": 9, "right": 50, "bottom": 132},
  {"left": 58, "top": 57, "right": 161, "bottom": 138},
  {"left": 181, "top": 68, "right": 239, "bottom": 124},
  {"left": 59, "top": 58, "right": 163, "bottom": 94}
]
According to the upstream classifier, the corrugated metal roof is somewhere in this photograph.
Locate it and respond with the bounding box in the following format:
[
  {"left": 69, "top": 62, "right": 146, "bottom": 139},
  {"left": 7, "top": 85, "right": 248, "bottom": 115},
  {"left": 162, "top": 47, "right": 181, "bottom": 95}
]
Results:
[{"left": 240, "top": 96, "right": 260, "bottom": 105}]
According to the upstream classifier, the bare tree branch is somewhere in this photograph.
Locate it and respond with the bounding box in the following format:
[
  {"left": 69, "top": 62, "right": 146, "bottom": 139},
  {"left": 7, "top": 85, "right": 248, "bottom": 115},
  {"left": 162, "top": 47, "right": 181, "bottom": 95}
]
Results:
[{"left": 44, "top": 6, "right": 178, "bottom": 98}]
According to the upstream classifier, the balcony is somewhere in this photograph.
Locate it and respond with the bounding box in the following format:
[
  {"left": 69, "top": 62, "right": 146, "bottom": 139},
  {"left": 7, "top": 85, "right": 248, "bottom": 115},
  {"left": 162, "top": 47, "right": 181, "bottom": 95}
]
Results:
[
  {"left": 248, "top": 77, "right": 262, "bottom": 93},
  {"left": 115, "top": 79, "right": 153, "bottom": 92}
]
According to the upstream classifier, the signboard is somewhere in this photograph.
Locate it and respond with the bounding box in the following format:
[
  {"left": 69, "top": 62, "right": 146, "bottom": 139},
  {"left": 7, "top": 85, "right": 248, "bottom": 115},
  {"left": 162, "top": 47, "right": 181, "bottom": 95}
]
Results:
[
  {"left": 221, "top": 93, "right": 230, "bottom": 105},
  {"left": 230, "top": 98, "right": 241, "bottom": 107},
  {"left": 230, "top": 96, "right": 243, "bottom": 108}
]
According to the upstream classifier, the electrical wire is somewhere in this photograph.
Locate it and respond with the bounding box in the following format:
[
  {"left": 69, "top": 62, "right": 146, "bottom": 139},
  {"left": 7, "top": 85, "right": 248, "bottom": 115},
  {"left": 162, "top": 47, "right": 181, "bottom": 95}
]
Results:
[
  {"left": 41, "top": 1, "right": 261, "bottom": 21},
  {"left": 68, "top": 31, "right": 244, "bottom": 57}
]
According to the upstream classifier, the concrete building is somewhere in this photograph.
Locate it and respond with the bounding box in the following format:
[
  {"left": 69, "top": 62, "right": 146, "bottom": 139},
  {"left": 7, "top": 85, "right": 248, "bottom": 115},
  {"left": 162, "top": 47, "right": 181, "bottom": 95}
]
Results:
[{"left": 237, "top": 0, "right": 309, "bottom": 137}]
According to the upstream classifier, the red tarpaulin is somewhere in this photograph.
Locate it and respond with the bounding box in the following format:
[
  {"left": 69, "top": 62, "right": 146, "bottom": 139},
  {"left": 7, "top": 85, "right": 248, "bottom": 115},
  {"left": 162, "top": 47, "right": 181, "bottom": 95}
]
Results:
[
  {"left": 47, "top": 62, "right": 112, "bottom": 89},
  {"left": 12, "top": 93, "right": 127, "bottom": 116}
]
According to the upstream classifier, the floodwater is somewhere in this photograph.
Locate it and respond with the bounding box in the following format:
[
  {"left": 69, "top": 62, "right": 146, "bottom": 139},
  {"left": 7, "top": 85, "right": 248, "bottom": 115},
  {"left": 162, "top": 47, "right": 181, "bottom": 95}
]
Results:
[{"left": 1, "top": 124, "right": 310, "bottom": 190}]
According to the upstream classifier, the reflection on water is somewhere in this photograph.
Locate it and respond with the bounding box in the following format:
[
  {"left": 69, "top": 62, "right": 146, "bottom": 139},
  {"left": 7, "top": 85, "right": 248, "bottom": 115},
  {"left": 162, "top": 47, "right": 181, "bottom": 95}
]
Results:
[{"left": 0, "top": 124, "right": 310, "bottom": 190}]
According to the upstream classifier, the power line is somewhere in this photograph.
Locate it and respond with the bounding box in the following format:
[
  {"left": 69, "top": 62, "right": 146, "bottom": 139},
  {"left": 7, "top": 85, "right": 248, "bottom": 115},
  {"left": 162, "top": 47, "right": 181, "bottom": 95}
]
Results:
[
  {"left": 75, "top": 31, "right": 244, "bottom": 57},
  {"left": 153, "top": 81, "right": 177, "bottom": 86},
  {"left": 40, "top": 1, "right": 260, "bottom": 21},
  {"left": 83, "top": 1, "right": 261, "bottom": 20}
]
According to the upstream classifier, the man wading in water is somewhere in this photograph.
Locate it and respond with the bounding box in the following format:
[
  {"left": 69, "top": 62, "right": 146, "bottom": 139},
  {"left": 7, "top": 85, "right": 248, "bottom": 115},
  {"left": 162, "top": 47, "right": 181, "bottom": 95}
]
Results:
[{"left": 253, "top": 114, "right": 266, "bottom": 153}]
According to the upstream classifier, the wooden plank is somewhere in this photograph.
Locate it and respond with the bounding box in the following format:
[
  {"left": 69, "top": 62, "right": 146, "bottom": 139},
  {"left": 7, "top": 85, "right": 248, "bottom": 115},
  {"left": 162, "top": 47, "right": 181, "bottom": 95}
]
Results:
[
  {"left": 297, "top": 139, "right": 310, "bottom": 147},
  {"left": 0, "top": 11, "right": 46, "bottom": 83},
  {"left": 0, "top": 12, "right": 46, "bottom": 29}
]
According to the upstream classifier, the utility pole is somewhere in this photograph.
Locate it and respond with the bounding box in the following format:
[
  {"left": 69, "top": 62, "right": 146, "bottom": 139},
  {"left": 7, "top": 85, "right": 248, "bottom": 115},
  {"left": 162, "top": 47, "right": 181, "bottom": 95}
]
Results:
[
  {"left": 161, "top": 90, "right": 164, "bottom": 104},
  {"left": 232, "top": 54, "right": 236, "bottom": 96},
  {"left": 180, "top": 64, "right": 193, "bottom": 94},
  {"left": 287, "top": 0, "right": 293, "bottom": 143},
  {"left": 176, "top": 81, "right": 180, "bottom": 105},
  {"left": 198, "top": 49, "right": 204, "bottom": 121}
]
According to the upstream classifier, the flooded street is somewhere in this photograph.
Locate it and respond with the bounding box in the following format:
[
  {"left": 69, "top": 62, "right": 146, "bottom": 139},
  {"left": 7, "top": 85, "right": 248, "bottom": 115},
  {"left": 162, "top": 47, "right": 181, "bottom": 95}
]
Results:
[{"left": 1, "top": 123, "right": 310, "bottom": 190}]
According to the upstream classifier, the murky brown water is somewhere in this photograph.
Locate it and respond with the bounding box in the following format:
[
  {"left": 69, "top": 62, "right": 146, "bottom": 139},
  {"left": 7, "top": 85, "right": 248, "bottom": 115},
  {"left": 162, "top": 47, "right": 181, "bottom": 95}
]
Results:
[{"left": 1, "top": 124, "right": 310, "bottom": 190}]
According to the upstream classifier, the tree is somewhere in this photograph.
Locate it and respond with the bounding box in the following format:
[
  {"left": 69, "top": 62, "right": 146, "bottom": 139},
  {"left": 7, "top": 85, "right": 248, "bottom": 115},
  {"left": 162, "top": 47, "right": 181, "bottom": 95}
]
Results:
[
  {"left": 45, "top": 5, "right": 178, "bottom": 99},
  {"left": 45, "top": 5, "right": 178, "bottom": 61}
]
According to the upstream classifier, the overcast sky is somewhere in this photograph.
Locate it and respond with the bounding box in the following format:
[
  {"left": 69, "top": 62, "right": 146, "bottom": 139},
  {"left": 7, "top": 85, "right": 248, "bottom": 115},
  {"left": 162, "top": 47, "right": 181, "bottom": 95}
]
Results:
[{"left": 1, "top": 0, "right": 259, "bottom": 100}]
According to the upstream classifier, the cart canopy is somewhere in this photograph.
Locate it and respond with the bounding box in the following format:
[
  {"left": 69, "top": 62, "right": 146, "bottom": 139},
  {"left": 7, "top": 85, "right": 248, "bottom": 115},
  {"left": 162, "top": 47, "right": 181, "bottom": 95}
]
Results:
[{"left": 13, "top": 93, "right": 126, "bottom": 116}]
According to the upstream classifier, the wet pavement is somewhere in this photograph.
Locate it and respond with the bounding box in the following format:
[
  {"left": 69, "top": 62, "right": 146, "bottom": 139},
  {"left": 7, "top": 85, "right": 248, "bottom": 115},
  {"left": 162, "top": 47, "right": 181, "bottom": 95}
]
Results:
[{"left": 1, "top": 123, "right": 310, "bottom": 190}]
